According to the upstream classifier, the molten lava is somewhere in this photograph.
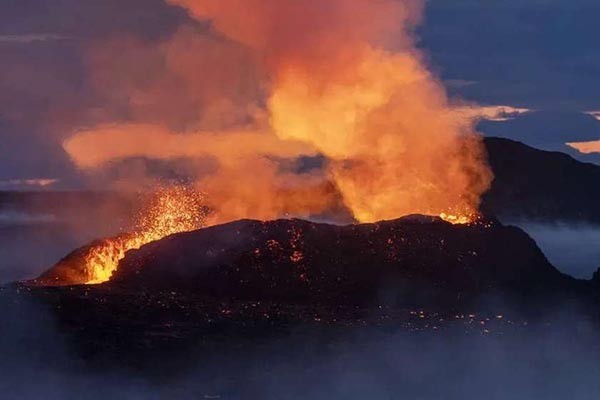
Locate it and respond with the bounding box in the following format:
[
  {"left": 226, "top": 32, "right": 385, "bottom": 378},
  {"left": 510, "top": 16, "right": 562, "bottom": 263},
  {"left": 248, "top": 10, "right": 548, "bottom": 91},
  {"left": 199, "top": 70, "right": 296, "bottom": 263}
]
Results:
[
  {"left": 439, "top": 213, "right": 477, "bottom": 225},
  {"left": 84, "top": 186, "right": 206, "bottom": 284}
]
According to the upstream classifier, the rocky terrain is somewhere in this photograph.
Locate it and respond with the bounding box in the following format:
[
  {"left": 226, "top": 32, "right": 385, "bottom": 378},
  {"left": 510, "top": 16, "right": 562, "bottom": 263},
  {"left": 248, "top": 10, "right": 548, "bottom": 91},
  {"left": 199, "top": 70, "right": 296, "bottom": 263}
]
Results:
[{"left": 13, "top": 216, "right": 600, "bottom": 365}]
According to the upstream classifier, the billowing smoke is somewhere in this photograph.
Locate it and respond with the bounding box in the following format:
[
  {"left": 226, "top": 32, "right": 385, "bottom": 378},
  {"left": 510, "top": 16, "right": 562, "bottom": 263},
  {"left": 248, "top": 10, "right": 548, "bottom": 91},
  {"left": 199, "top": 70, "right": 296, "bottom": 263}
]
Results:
[{"left": 64, "top": 0, "right": 492, "bottom": 224}]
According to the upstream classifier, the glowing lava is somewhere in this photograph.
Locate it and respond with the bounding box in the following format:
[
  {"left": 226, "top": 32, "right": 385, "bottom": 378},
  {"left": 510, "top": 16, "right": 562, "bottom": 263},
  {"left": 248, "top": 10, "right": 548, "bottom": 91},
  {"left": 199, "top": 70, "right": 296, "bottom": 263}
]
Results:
[
  {"left": 439, "top": 213, "right": 477, "bottom": 225},
  {"left": 84, "top": 186, "right": 207, "bottom": 284}
]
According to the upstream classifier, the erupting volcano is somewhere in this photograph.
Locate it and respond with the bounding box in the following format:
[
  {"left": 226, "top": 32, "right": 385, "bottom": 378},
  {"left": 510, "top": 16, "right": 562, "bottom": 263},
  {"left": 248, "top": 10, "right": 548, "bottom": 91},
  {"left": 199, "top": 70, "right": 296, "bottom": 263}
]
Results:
[
  {"left": 5, "top": 0, "right": 600, "bottom": 398},
  {"left": 31, "top": 0, "right": 496, "bottom": 287}
]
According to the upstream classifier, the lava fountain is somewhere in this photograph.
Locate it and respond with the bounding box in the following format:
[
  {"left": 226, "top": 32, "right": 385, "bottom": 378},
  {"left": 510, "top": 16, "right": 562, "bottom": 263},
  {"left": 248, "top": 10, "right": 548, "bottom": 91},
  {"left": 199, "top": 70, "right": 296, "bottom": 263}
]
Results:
[{"left": 32, "top": 186, "right": 207, "bottom": 286}]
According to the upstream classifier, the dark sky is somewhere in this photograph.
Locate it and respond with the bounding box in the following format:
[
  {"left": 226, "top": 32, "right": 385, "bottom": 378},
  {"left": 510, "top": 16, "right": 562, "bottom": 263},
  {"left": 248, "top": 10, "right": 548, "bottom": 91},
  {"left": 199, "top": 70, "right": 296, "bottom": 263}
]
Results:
[{"left": 1, "top": 0, "right": 600, "bottom": 188}]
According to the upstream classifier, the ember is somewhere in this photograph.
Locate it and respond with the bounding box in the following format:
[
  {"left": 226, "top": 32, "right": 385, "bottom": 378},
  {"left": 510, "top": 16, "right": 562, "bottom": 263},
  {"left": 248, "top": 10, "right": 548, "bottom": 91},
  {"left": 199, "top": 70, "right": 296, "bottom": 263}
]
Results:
[
  {"left": 440, "top": 213, "right": 477, "bottom": 225},
  {"left": 85, "top": 186, "right": 207, "bottom": 284}
]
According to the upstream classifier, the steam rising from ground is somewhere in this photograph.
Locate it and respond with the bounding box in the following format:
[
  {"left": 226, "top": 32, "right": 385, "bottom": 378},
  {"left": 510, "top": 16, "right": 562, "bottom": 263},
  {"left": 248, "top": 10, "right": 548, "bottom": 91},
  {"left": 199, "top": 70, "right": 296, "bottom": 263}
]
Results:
[{"left": 63, "top": 0, "right": 491, "bottom": 223}]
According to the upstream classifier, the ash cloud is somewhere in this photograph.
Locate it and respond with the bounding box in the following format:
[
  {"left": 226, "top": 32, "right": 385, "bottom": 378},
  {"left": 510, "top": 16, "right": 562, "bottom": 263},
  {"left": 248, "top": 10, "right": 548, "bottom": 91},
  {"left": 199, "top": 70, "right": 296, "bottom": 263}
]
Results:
[
  {"left": 3, "top": 0, "right": 600, "bottom": 181},
  {"left": 59, "top": 0, "right": 492, "bottom": 224}
]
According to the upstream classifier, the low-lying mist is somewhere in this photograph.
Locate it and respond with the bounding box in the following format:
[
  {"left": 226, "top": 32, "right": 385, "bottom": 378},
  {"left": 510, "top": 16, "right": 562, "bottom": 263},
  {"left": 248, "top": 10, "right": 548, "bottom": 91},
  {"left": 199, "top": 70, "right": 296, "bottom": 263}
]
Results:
[
  {"left": 1, "top": 292, "right": 600, "bottom": 400},
  {"left": 0, "top": 192, "right": 140, "bottom": 284},
  {"left": 3, "top": 207, "right": 600, "bottom": 399},
  {"left": 510, "top": 221, "right": 600, "bottom": 279}
]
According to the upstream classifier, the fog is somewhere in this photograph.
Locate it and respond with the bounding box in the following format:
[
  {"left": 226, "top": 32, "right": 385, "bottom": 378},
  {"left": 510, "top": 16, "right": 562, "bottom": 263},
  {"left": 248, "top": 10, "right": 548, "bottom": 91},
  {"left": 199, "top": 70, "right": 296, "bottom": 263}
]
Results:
[
  {"left": 3, "top": 209, "right": 600, "bottom": 398},
  {"left": 1, "top": 292, "right": 600, "bottom": 399},
  {"left": 510, "top": 221, "right": 600, "bottom": 279},
  {"left": 0, "top": 192, "right": 138, "bottom": 284},
  {"left": 0, "top": 221, "right": 82, "bottom": 283}
]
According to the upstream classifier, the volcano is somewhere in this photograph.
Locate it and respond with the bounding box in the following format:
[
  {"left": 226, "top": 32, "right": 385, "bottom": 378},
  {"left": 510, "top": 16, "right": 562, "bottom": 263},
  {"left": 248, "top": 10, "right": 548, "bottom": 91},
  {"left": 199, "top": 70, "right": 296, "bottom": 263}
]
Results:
[
  {"left": 14, "top": 215, "right": 600, "bottom": 363},
  {"left": 32, "top": 216, "right": 588, "bottom": 304}
]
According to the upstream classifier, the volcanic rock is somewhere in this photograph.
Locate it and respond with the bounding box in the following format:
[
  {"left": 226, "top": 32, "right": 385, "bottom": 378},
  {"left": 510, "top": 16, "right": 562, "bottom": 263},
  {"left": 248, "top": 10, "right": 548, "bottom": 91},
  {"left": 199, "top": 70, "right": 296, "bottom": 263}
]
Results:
[
  {"left": 593, "top": 268, "right": 600, "bottom": 287},
  {"left": 19, "top": 216, "right": 600, "bottom": 361},
  {"left": 104, "top": 216, "right": 579, "bottom": 305},
  {"left": 482, "top": 137, "right": 600, "bottom": 223}
]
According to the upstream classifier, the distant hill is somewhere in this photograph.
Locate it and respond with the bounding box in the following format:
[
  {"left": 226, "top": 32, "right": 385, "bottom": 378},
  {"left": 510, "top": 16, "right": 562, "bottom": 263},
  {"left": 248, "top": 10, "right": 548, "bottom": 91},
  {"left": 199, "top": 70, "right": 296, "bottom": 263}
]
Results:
[
  {"left": 483, "top": 137, "right": 600, "bottom": 223},
  {"left": 26, "top": 216, "right": 597, "bottom": 360}
]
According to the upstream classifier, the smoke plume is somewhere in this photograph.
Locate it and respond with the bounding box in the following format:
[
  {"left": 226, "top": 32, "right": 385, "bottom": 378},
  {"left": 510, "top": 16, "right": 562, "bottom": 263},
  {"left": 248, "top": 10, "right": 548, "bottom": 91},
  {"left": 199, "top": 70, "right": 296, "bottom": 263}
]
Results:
[{"left": 64, "top": 0, "right": 492, "bottom": 224}]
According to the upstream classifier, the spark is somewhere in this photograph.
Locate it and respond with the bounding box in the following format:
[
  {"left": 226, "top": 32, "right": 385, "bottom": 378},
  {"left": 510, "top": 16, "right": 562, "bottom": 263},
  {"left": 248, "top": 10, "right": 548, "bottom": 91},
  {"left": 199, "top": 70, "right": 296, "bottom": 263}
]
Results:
[{"left": 84, "top": 186, "right": 207, "bottom": 284}]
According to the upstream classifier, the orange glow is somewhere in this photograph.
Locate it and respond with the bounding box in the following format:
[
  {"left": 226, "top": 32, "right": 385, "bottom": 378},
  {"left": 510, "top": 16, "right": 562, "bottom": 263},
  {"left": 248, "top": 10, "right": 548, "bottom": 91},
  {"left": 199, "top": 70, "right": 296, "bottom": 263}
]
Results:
[
  {"left": 439, "top": 213, "right": 477, "bottom": 225},
  {"left": 63, "top": 124, "right": 316, "bottom": 169},
  {"left": 454, "top": 105, "right": 532, "bottom": 122},
  {"left": 585, "top": 111, "right": 600, "bottom": 121},
  {"left": 84, "top": 186, "right": 206, "bottom": 284},
  {"left": 63, "top": 0, "right": 492, "bottom": 226},
  {"left": 566, "top": 140, "right": 600, "bottom": 154}
]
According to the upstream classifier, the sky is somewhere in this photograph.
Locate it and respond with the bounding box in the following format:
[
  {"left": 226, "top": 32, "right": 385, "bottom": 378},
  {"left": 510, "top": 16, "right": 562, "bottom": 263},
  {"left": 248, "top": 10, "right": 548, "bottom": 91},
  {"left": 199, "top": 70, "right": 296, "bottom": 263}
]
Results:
[{"left": 1, "top": 0, "right": 600, "bottom": 189}]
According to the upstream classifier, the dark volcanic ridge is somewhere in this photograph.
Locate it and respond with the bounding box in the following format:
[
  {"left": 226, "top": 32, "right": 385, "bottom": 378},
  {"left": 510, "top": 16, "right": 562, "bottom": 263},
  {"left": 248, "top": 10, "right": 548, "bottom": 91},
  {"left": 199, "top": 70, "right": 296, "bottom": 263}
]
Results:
[
  {"left": 12, "top": 215, "right": 600, "bottom": 361},
  {"left": 482, "top": 137, "right": 600, "bottom": 223},
  {"left": 32, "top": 215, "right": 594, "bottom": 305}
]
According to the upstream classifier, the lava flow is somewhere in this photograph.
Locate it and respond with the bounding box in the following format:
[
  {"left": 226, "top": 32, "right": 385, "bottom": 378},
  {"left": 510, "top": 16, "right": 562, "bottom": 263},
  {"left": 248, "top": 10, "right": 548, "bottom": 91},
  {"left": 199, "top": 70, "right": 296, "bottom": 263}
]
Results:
[{"left": 439, "top": 213, "right": 477, "bottom": 225}]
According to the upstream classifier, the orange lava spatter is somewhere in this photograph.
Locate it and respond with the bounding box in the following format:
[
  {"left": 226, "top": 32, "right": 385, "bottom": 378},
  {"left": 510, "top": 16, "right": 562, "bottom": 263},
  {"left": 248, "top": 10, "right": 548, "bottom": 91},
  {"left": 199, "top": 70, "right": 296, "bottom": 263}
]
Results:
[{"left": 84, "top": 186, "right": 207, "bottom": 284}]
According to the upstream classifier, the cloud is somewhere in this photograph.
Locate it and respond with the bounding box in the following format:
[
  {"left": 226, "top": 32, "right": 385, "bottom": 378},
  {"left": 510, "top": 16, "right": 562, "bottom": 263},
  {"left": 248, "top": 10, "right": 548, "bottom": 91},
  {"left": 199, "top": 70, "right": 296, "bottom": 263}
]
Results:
[
  {"left": 0, "top": 178, "right": 58, "bottom": 188},
  {"left": 444, "top": 79, "right": 477, "bottom": 89},
  {"left": 584, "top": 111, "right": 600, "bottom": 122},
  {"left": 566, "top": 140, "right": 600, "bottom": 154},
  {"left": 0, "top": 34, "right": 70, "bottom": 44},
  {"left": 455, "top": 105, "right": 533, "bottom": 122}
]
